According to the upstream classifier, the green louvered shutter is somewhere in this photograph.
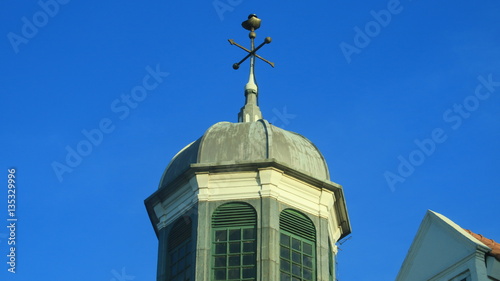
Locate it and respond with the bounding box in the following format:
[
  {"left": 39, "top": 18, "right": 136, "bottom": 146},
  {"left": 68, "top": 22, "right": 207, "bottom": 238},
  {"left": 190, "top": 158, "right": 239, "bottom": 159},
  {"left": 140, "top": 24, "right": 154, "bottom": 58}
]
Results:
[
  {"left": 279, "top": 209, "right": 316, "bottom": 281},
  {"left": 212, "top": 202, "right": 257, "bottom": 281},
  {"left": 212, "top": 203, "right": 256, "bottom": 228},
  {"left": 168, "top": 217, "right": 193, "bottom": 281},
  {"left": 280, "top": 209, "right": 316, "bottom": 241}
]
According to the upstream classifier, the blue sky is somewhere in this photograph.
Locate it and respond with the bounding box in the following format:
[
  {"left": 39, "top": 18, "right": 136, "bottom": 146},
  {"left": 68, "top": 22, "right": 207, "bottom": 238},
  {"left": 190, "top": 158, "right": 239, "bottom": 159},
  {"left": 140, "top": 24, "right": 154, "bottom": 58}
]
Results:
[{"left": 1, "top": 0, "right": 499, "bottom": 280}]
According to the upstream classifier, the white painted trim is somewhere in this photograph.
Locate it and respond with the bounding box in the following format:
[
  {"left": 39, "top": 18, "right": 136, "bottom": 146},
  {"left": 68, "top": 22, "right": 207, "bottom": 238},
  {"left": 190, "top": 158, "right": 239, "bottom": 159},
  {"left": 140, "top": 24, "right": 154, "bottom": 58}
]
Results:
[{"left": 152, "top": 167, "right": 345, "bottom": 242}]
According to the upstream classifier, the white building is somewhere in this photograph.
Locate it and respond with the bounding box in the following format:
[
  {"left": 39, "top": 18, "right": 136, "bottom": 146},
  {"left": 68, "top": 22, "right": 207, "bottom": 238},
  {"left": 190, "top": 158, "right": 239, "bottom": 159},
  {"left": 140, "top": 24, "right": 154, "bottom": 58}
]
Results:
[{"left": 397, "top": 210, "right": 500, "bottom": 281}]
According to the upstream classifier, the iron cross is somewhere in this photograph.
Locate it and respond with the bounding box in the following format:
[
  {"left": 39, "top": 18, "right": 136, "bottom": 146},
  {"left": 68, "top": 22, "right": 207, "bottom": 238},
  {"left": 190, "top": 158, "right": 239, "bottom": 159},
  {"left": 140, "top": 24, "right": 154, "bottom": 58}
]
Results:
[{"left": 228, "top": 14, "right": 274, "bottom": 70}]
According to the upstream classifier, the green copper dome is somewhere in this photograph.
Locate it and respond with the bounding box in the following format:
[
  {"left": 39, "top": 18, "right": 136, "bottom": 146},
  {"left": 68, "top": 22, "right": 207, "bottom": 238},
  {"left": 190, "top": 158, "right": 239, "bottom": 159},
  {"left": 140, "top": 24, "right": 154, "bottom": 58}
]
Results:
[{"left": 158, "top": 120, "right": 330, "bottom": 189}]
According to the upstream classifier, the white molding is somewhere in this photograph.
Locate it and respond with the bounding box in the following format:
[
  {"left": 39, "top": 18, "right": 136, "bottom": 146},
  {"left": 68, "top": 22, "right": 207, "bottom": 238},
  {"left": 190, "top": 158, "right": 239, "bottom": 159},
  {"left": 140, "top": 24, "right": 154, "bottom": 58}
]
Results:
[
  {"left": 153, "top": 167, "right": 345, "bottom": 243},
  {"left": 154, "top": 179, "right": 198, "bottom": 230}
]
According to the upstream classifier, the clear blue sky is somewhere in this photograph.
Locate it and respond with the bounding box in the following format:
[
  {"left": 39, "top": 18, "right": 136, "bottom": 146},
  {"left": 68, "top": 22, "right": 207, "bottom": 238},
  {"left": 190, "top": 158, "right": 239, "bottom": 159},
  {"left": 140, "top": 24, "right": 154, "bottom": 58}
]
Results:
[{"left": 1, "top": 0, "right": 499, "bottom": 280}]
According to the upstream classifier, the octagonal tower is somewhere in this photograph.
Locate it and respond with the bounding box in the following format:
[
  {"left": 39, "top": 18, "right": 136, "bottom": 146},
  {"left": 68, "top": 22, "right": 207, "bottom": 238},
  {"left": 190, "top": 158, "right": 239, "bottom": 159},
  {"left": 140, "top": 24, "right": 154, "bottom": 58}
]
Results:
[{"left": 145, "top": 14, "right": 351, "bottom": 281}]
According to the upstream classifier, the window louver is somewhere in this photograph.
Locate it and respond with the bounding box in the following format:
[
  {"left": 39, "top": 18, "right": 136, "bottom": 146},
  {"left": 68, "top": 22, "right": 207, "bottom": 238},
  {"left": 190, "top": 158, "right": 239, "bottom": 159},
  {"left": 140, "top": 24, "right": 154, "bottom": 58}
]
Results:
[
  {"left": 168, "top": 216, "right": 192, "bottom": 251},
  {"left": 212, "top": 203, "right": 256, "bottom": 228},
  {"left": 280, "top": 209, "right": 316, "bottom": 241}
]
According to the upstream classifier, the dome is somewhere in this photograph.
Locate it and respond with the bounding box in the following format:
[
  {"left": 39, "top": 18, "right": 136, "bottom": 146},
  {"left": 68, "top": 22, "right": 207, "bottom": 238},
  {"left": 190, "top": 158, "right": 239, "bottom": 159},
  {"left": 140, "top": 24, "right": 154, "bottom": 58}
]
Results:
[{"left": 159, "top": 119, "right": 330, "bottom": 189}]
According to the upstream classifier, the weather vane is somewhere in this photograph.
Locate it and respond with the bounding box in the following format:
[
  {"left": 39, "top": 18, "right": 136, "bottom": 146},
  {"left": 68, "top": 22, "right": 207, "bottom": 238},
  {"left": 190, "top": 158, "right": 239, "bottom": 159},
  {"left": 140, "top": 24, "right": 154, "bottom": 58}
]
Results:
[{"left": 228, "top": 14, "right": 274, "bottom": 70}]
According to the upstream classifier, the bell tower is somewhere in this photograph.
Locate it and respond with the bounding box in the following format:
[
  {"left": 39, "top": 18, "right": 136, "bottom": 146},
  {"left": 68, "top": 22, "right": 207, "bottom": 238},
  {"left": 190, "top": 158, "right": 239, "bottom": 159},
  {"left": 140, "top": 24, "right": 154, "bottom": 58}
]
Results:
[{"left": 145, "top": 14, "right": 351, "bottom": 281}]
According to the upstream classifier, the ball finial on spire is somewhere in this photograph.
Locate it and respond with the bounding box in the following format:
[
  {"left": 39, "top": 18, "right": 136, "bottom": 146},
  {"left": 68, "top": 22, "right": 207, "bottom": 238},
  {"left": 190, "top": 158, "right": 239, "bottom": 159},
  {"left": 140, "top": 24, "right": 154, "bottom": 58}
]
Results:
[{"left": 228, "top": 14, "right": 275, "bottom": 122}]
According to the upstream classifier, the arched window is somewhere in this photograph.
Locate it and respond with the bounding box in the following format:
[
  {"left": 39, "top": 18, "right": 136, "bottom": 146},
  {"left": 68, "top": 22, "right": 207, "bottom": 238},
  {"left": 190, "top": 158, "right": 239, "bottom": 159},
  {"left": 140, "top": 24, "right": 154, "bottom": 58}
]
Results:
[
  {"left": 211, "top": 202, "right": 257, "bottom": 281},
  {"left": 168, "top": 216, "right": 193, "bottom": 281},
  {"left": 279, "top": 209, "right": 316, "bottom": 281}
]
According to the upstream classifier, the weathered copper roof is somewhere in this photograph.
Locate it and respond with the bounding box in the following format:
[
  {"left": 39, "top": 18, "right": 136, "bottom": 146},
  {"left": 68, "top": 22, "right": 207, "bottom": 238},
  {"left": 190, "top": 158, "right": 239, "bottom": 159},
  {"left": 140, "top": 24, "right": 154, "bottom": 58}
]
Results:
[
  {"left": 464, "top": 229, "right": 500, "bottom": 260},
  {"left": 159, "top": 119, "right": 330, "bottom": 189}
]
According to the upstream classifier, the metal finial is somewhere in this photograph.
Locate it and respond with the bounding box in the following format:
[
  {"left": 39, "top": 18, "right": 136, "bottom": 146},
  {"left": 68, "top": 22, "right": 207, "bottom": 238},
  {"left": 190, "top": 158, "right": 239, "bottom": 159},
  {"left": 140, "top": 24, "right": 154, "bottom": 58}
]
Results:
[
  {"left": 242, "top": 14, "right": 261, "bottom": 31},
  {"left": 228, "top": 14, "right": 275, "bottom": 123},
  {"left": 228, "top": 14, "right": 274, "bottom": 70}
]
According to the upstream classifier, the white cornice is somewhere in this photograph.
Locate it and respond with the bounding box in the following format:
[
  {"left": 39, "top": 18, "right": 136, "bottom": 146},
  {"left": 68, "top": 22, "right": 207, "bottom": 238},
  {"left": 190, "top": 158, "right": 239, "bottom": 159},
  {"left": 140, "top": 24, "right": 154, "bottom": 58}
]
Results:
[{"left": 150, "top": 167, "right": 347, "bottom": 242}]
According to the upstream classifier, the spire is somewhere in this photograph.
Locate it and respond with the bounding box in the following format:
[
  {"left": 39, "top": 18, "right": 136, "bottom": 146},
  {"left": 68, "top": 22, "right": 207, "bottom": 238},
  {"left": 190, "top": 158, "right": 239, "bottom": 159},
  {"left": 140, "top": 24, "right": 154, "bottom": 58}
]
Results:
[{"left": 228, "top": 14, "right": 274, "bottom": 123}]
